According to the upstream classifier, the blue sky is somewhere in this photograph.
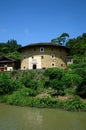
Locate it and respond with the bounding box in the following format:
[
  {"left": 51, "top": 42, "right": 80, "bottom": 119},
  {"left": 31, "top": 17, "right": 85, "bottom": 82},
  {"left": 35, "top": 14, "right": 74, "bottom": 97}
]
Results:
[{"left": 0, "top": 0, "right": 86, "bottom": 46}]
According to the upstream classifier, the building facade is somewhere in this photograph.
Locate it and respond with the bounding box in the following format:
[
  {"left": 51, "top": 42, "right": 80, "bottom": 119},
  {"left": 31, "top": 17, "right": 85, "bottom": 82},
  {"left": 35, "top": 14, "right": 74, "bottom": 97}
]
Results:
[
  {"left": 0, "top": 56, "right": 20, "bottom": 71},
  {"left": 20, "top": 43, "right": 68, "bottom": 70}
]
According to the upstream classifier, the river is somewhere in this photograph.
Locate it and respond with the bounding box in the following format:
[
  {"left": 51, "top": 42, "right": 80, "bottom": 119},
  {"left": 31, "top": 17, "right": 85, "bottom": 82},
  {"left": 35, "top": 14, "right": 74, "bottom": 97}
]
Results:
[{"left": 0, "top": 104, "right": 86, "bottom": 130}]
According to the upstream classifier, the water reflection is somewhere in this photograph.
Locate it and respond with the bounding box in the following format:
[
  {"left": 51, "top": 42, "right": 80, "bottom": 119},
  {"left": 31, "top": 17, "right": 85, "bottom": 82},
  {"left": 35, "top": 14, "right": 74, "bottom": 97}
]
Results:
[{"left": 0, "top": 104, "right": 86, "bottom": 130}]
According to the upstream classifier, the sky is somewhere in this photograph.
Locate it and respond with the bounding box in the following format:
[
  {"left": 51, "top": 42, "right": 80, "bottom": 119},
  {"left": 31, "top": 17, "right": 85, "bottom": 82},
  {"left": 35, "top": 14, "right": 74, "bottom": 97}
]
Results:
[{"left": 0, "top": 0, "right": 86, "bottom": 46}]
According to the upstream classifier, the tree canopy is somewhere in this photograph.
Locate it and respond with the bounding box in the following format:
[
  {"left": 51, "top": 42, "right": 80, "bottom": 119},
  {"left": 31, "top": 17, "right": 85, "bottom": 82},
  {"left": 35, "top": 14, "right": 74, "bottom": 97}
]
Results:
[
  {"left": 66, "top": 33, "right": 86, "bottom": 56},
  {"left": 66, "top": 33, "right": 86, "bottom": 63},
  {"left": 51, "top": 33, "right": 69, "bottom": 46},
  {"left": 0, "top": 39, "right": 22, "bottom": 59}
]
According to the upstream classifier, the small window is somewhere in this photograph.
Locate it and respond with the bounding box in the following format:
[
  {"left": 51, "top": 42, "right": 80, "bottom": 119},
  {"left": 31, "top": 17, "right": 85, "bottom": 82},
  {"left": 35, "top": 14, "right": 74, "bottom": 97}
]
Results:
[
  {"left": 23, "top": 66, "right": 26, "bottom": 69},
  {"left": 61, "top": 64, "right": 63, "bottom": 67},
  {"left": 32, "top": 56, "right": 34, "bottom": 59},
  {"left": 51, "top": 54, "right": 55, "bottom": 59},
  {"left": 41, "top": 56, "right": 44, "bottom": 59},
  {"left": 42, "top": 67, "right": 46, "bottom": 69},
  {"left": 40, "top": 47, "right": 44, "bottom": 52},
  {"left": 51, "top": 63, "right": 55, "bottom": 67}
]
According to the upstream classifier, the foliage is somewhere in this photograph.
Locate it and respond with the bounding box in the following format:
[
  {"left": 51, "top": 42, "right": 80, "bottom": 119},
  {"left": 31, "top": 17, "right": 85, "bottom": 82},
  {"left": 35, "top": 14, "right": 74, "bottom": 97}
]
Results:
[
  {"left": 64, "top": 96, "right": 86, "bottom": 111},
  {"left": 20, "top": 71, "right": 38, "bottom": 90},
  {"left": 74, "top": 67, "right": 86, "bottom": 98},
  {"left": 44, "top": 68, "right": 64, "bottom": 80},
  {"left": 51, "top": 32, "right": 69, "bottom": 46},
  {"left": 0, "top": 39, "right": 21, "bottom": 59},
  {"left": 1, "top": 93, "right": 86, "bottom": 111},
  {"left": 44, "top": 68, "right": 82, "bottom": 95},
  {"left": 19, "top": 87, "right": 38, "bottom": 96},
  {"left": 0, "top": 73, "right": 21, "bottom": 95},
  {"left": 44, "top": 68, "right": 65, "bottom": 95},
  {"left": 67, "top": 64, "right": 86, "bottom": 98},
  {"left": 61, "top": 71, "right": 83, "bottom": 89},
  {"left": 0, "top": 69, "right": 86, "bottom": 111},
  {"left": 66, "top": 33, "right": 86, "bottom": 57},
  {"left": 6, "top": 51, "right": 21, "bottom": 59}
]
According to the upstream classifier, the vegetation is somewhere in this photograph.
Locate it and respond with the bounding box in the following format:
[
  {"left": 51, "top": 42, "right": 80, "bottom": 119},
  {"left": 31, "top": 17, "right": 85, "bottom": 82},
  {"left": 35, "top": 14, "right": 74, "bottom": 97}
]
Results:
[
  {"left": 0, "top": 39, "right": 21, "bottom": 59},
  {"left": 51, "top": 32, "right": 69, "bottom": 46},
  {"left": 66, "top": 33, "right": 86, "bottom": 64},
  {"left": 0, "top": 68, "right": 86, "bottom": 111},
  {"left": 0, "top": 33, "right": 86, "bottom": 111}
]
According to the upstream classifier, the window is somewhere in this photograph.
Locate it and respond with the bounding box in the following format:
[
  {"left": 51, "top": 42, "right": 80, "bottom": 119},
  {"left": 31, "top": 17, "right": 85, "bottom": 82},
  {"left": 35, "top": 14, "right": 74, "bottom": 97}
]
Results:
[
  {"left": 40, "top": 47, "right": 44, "bottom": 52},
  {"left": 42, "top": 67, "right": 46, "bottom": 69},
  {"left": 41, "top": 56, "right": 44, "bottom": 59},
  {"left": 23, "top": 66, "right": 26, "bottom": 69},
  {"left": 51, "top": 63, "right": 55, "bottom": 67},
  {"left": 51, "top": 54, "right": 55, "bottom": 59},
  {"left": 32, "top": 56, "right": 34, "bottom": 59},
  {"left": 61, "top": 64, "right": 63, "bottom": 67}
]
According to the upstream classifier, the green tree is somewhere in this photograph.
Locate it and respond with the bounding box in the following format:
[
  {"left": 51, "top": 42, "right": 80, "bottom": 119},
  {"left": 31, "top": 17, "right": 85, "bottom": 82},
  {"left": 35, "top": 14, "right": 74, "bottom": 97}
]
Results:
[
  {"left": 7, "top": 39, "right": 21, "bottom": 52},
  {"left": 51, "top": 33, "right": 69, "bottom": 46},
  {"left": 66, "top": 33, "right": 86, "bottom": 56},
  {"left": 0, "top": 39, "right": 22, "bottom": 59}
]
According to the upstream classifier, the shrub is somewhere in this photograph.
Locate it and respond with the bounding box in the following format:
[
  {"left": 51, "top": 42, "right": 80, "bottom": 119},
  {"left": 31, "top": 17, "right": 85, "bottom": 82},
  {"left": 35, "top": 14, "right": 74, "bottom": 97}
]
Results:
[
  {"left": 70, "top": 67, "right": 86, "bottom": 98},
  {"left": 19, "top": 87, "right": 38, "bottom": 96},
  {"left": 64, "top": 96, "right": 86, "bottom": 111},
  {"left": 0, "top": 73, "right": 14, "bottom": 95},
  {"left": 43, "top": 68, "right": 64, "bottom": 80},
  {"left": 61, "top": 71, "right": 83, "bottom": 89}
]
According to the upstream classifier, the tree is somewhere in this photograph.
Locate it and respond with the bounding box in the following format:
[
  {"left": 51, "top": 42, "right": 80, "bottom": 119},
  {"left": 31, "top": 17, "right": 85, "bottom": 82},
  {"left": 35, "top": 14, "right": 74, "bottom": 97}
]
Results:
[
  {"left": 60, "top": 33, "right": 69, "bottom": 46},
  {"left": 66, "top": 33, "right": 86, "bottom": 58},
  {"left": 0, "top": 39, "right": 22, "bottom": 59},
  {"left": 51, "top": 33, "right": 69, "bottom": 46},
  {"left": 7, "top": 39, "right": 21, "bottom": 52}
]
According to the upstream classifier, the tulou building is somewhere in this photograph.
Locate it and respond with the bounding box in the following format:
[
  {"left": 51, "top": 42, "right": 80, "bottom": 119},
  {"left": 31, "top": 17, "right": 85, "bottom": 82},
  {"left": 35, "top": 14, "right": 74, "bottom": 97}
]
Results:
[{"left": 19, "top": 42, "right": 68, "bottom": 70}]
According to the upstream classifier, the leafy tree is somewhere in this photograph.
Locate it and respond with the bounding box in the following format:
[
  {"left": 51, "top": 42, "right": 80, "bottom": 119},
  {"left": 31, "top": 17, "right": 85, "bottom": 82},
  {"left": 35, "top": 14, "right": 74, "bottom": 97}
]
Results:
[
  {"left": 51, "top": 32, "right": 69, "bottom": 46},
  {"left": 66, "top": 33, "right": 86, "bottom": 56},
  {"left": 0, "top": 39, "right": 22, "bottom": 59},
  {"left": 6, "top": 39, "right": 21, "bottom": 52},
  {"left": 6, "top": 51, "right": 21, "bottom": 60},
  {"left": 60, "top": 33, "right": 69, "bottom": 46}
]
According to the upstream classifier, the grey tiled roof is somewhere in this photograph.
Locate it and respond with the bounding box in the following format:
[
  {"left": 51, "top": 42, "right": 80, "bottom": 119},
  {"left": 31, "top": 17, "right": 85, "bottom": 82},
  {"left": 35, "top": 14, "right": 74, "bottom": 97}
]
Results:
[{"left": 19, "top": 42, "right": 68, "bottom": 50}]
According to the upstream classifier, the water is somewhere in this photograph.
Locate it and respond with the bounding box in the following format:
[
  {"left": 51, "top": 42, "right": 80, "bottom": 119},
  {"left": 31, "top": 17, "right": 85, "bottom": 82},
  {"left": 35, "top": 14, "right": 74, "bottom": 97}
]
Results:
[{"left": 0, "top": 104, "right": 86, "bottom": 130}]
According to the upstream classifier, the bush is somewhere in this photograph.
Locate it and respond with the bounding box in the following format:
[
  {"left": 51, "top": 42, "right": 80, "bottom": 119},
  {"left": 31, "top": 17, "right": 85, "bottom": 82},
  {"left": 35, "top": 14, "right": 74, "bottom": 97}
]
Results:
[
  {"left": 44, "top": 68, "right": 64, "bottom": 80},
  {"left": 20, "top": 72, "right": 38, "bottom": 89},
  {"left": 19, "top": 87, "right": 38, "bottom": 96},
  {"left": 64, "top": 96, "right": 86, "bottom": 111},
  {"left": 61, "top": 71, "right": 82, "bottom": 89},
  {"left": 69, "top": 66, "right": 86, "bottom": 98},
  {"left": 0, "top": 73, "right": 15, "bottom": 95}
]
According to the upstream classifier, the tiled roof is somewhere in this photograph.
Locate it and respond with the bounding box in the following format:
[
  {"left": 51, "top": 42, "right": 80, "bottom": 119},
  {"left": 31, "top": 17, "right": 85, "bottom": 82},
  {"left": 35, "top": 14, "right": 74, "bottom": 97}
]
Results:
[{"left": 19, "top": 42, "right": 68, "bottom": 50}]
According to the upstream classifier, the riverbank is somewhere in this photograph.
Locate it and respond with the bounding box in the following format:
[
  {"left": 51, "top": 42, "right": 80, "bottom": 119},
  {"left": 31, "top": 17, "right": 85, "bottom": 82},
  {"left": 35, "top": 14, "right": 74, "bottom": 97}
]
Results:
[
  {"left": 0, "top": 68, "right": 86, "bottom": 111},
  {"left": 0, "top": 90, "right": 86, "bottom": 111}
]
